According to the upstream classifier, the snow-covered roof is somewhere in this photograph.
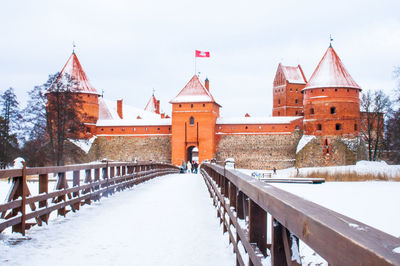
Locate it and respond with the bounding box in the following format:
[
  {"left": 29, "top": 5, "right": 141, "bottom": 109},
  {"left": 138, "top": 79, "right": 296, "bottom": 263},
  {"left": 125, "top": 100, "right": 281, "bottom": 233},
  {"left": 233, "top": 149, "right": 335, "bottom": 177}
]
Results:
[
  {"left": 144, "top": 95, "right": 158, "bottom": 113},
  {"left": 303, "top": 46, "right": 361, "bottom": 90},
  {"left": 97, "top": 98, "right": 170, "bottom": 126},
  {"left": 281, "top": 64, "right": 307, "bottom": 84},
  {"left": 54, "top": 52, "right": 100, "bottom": 95},
  {"left": 170, "top": 75, "right": 220, "bottom": 105},
  {"left": 216, "top": 116, "right": 302, "bottom": 125},
  {"left": 97, "top": 118, "right": 171, "bottom": 127}
]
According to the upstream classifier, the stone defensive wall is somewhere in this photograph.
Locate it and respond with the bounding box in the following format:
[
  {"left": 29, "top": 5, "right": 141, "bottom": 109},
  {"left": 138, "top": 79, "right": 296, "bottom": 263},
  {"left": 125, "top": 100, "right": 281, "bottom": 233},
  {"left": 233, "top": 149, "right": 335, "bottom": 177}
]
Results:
[
  {"left": 296, "top": 136, "right": 367, "bottom": 168},
  {"left": 215, "top": 131, "right": 303, "bottom": 170},
  {"left": 87, "top": 136, "right": 172, "bottom": 163}
]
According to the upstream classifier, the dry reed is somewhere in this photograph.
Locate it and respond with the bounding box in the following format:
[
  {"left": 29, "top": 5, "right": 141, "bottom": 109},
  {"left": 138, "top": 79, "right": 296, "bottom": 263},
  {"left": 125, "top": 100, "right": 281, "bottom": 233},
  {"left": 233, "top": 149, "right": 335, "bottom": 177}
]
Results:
[{"left": 303, "top": 170, "right": 400, "bottom": 182}]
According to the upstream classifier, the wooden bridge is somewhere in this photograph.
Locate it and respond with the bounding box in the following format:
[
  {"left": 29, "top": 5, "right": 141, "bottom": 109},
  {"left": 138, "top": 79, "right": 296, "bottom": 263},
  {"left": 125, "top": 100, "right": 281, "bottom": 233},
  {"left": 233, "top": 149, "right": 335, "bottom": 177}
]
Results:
[{"left": 1, "top": 161, "right": 400, "bottom": 265}]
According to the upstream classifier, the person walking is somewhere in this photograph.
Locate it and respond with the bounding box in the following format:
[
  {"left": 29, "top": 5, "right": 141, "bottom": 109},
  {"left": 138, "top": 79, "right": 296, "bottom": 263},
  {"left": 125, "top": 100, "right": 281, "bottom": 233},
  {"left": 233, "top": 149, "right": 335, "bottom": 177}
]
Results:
[
  {"left": 187, "top": 161, "right": 192, "bottom": 174},
  {"left": 193, "top": 161, "right": 198, "bottom": 174}
]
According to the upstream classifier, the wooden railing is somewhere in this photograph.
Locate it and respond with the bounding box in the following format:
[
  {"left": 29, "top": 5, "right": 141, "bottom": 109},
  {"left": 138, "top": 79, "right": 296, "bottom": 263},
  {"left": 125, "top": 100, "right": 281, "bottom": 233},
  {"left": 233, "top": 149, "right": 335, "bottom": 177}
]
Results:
[
  {"left": 0, "top": 161, "right": 179, "bottom": 235},
  {"left": 200, "top": 163, "right": 400, "bottom": 266}
]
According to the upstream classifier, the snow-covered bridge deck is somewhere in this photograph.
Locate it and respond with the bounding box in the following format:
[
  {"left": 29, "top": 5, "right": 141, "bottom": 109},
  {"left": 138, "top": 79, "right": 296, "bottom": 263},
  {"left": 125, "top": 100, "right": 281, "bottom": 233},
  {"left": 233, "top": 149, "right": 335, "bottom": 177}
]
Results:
[{"left": 0, "top": 173, "right": 234, "bottom": 265}]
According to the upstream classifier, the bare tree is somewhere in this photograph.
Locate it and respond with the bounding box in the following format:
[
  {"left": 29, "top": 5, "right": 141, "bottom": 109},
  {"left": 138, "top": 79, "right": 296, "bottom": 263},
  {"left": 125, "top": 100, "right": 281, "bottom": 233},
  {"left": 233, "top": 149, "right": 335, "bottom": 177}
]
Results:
[
  {"left": 360, "top": 89, "right": 391, "bottom": 161},
  {"left": 385, "top": 67, "right": 400, "bottom": 163},
  {"left": 46, "top": 73, "right": 86, "bottom": 166}
]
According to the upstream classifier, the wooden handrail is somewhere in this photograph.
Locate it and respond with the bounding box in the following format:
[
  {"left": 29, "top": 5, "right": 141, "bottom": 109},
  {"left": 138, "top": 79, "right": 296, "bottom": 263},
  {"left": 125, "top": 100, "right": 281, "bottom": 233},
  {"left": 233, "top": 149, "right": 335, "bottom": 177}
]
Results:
[
  {"left": 0, "top": 161, "right": 179, "bottom": 235},
  {"left": 200, "top": 163, "right": 400, "bottom": 266}
]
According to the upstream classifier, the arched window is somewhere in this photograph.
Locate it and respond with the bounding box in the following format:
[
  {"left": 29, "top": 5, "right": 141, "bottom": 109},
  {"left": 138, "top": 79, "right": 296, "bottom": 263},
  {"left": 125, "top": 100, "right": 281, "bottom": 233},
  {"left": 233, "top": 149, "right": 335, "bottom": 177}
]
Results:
[
  {"left": 330, "top": 107, "right": 336, "bottom": 114},
  {"left": 189, "top": 116, "right": 194, "bottom": 125}
]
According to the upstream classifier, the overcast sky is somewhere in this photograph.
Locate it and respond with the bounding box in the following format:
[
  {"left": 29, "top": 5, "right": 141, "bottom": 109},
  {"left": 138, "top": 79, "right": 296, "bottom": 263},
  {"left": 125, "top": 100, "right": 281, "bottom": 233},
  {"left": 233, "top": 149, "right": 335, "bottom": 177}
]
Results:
[{"left": 1, "top": 0, "right": 399, "bottom": 117}]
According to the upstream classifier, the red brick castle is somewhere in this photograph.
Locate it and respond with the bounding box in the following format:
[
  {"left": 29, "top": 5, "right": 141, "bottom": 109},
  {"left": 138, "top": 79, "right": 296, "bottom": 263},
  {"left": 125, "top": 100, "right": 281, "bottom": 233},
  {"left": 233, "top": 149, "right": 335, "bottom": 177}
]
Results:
[{"left": 48, "top": 45, "right": 365, "bottom": 168}]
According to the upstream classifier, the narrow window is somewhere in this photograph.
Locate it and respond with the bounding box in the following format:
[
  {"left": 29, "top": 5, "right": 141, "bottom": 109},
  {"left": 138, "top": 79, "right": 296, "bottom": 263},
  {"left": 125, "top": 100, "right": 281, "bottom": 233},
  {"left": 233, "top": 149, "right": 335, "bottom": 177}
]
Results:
[
  {"left": 278, "top": 111, "right": 280, "bottom": 116},
  {"left": 295, "top": 99, "right": 298, "bottom": 104},
  {"left": 189, "top": 116, "right": 194, "bottom": 125},
  {"left": 179, "top": 104, "right": 182, "bottom": 108},
  {"left": 278, "top": 99, "right": 280, "bottom": 105},
  {"left": 317, "top": 124, "right": 322, "bottom": 131},
  {"left": 122, "top": 128, "right": 125, "bottom": 131},
  {"left": 245, "top": 126, "right": 248, "bottom": 129},
  {"left": 157, "top": 128, "right": 160, "bottom": 131},
  {"left": 324, "top": 139, "right": 328, "bottom": 146},
  {"left": 203, "top": 104, "right": 205, "bottom": 107},
  {"left": 335, "top": 88, "right": 338, "bottom": 92},
  {"left": 330, "top": 107, "right": 336, "bottom": 114},
  {"left": 111, "top": 128, "right": 114, "bottom": 132},
  {"left": 295, "top": 111, "right": 298, "bottom": 115},
  {"left": 354, "top": 124, "right": 358, "bottom": 131},
  {"left": 101, "top": 128, "right": 104, "bottom": 131},
  {"left": 133, "top": 128, "right": 136, "bottom": 131},
  {"left": 310, "top": 108, "right": 314, "bottom": 115},
  {"left": 336, "top": 123, "right": 342, "bottom": 130},
  {"left": 322, "top": 88, "right": 325, "bottom": 92},
  {"left": 191, "top": 104, "right": 193, "bottom": 108},
  {"left": 296, "top": 88, "right": 298, "bottom": 92},
  {"left": 347, "top": 89, "right": 350, "bottom": 92}
]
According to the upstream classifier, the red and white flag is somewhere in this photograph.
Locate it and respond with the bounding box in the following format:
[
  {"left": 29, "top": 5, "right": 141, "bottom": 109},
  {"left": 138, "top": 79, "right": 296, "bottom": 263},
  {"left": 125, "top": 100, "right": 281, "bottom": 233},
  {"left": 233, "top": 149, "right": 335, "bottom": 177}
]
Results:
[{"left": 195, "top": 50, "right": 210, "bottom": 58}]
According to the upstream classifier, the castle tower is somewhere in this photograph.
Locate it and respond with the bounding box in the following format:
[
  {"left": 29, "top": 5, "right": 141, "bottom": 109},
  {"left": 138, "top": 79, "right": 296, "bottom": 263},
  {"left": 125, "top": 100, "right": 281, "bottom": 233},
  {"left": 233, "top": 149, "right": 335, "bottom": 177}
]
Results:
[
  {"left": 272, "top": 64, "right": 307, "bottom": 116},
  {"left": 302, "top": 45, "right": 361, "bottom": 136},
  {"left": 48, "top": 51, "right": 100, "bottom": 138},
  {"left": 170, "top": 75, "right": 220, "bottom": 165},
  {"left": 144, "top": 93, "right": 160, "bottom": 114}
]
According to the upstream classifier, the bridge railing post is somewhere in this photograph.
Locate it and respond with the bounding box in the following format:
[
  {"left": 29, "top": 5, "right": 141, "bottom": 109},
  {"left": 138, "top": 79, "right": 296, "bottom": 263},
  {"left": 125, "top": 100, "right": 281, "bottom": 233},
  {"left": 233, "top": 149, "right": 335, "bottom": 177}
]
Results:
[
  {"left": 72, "top": 170, "right": 80, "bottom": 211},
  {"left": 39, "top": 173, "right": 49, "bottom": 223},
  {"left": 84, "top": 169, "right": 92, "bottom": 205}
]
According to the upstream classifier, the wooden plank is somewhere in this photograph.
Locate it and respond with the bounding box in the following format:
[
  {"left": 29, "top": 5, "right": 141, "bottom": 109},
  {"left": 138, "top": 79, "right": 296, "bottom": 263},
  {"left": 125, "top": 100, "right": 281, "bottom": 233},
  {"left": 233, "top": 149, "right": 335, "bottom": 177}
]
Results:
[
  {"left": 249, "top": 199, "right": 267, "bottom": 257},
  {"left": 203, "top": 164, "right": 400, "bottom": 266}
]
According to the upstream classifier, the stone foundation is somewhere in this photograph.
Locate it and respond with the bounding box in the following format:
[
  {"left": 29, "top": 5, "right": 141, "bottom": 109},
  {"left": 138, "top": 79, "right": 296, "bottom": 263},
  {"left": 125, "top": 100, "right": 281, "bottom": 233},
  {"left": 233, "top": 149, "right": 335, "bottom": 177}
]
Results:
[
  {"left": 215, "top": 131, "right": 302, "bottom": 170},
  {"left": 87, "top": 136, "right": 171, "bottom": 163},
  {"left": 296, "top": 136, "right": 367, "bottom": 167}
]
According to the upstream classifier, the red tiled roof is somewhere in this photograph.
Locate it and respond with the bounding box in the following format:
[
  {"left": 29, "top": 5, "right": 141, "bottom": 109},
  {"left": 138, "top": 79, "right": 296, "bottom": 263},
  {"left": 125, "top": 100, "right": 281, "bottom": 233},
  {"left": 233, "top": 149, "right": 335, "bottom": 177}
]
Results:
[
  {"left": 170, "top": 75, "right": 219, "bottom": 105},
  {"left": 304, "top": 46, "right": 361, "bottom": 90},
  {"left": 280, "top": 64, "right": 307, "bottom": 84},
  {"left": 55, "top": 52, "right": 99, "bottom": 95},
  {"left": 145, "top": 95, "right": 158, "bottom": 113}
]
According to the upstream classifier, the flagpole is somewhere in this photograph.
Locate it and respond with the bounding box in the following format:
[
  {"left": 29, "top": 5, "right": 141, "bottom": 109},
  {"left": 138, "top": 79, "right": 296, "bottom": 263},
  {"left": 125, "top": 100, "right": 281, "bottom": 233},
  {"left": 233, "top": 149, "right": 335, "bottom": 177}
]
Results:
[{"left": 194, "top": 53, "right": 197, "bottom": 75}]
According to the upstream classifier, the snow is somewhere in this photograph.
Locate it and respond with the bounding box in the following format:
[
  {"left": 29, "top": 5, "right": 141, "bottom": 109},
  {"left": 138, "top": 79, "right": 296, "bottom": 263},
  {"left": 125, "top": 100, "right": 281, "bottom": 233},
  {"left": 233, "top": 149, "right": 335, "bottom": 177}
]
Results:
[
  {"left": 69, "top": 136, "right": 97, "bottom": 154},
  {"left": 304, "top": 46, "right": 360, "bottom": 90},
  {"left": 11, "top": 157, "right": 25, "bottom": 169},
  {"left": 272, "top": 181, "right": 400, "bottom": 238},
  {"left": 170, "top": 75, "right": 218, "bottom": 104},
  {"left": 97, "top": 118, "right": 171, "bottom": 127},
  {"left": 296, "top": 135, "right": 316, "bottom": 154},
  {"left": 54, "top": 53, "right": 100, "bottom": 95},
  {"left": 217, "top": 116, "right": 302, "bottom": 125},
  {"left": 144, "top": 95, "right": 157, "bottom": 113},
  {"left": 281, "top": 65, "right": 306, "bottom": 84},
  {"left": 242, "top": 161, "right": 400, "bottom": 179},
  {"left": 393, "top": 247, "right": 400, "bottom": 254},
  {"left": 0, "top": 174, "right": 235, "bottom": 265}
]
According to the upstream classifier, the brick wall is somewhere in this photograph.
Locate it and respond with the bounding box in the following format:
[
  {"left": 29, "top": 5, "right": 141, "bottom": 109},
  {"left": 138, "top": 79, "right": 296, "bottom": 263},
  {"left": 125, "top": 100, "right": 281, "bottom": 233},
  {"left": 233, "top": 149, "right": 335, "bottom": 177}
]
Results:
[
  {"left": 87, "top": 136, "right": 171, "bottom": 163},
  {"left": 215, "top": 131, "right": 302, "bottom": 169}
]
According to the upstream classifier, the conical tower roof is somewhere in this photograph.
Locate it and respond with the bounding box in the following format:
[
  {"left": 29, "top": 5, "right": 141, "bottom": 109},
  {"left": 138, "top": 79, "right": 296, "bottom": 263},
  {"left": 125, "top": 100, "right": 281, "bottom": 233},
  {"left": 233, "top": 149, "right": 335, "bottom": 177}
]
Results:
[
  {"left": 54, "top": 52, "right": 99, "bottom": 95},
  {"left": 303, "top": 46, "right": 361, "bottom": 90},
  {"left": 144, "top": 95, "right": 158, "bottom": 113},
  {"left": 170, "top": 75, "right": 220, "bottom": 105}
]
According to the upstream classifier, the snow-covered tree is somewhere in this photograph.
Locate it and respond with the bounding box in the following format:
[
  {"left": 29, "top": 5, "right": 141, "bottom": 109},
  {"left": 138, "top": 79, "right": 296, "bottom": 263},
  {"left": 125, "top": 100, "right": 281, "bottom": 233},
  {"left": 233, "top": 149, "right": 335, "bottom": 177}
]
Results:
[{"left": 0, "top": 87, "right": 21, "bottom": 165}]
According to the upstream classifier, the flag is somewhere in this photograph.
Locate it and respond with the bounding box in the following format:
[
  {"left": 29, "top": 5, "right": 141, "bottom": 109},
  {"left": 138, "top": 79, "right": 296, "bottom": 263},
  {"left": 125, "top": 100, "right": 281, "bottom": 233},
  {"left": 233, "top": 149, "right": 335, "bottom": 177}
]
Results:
[{"left": 195, "top": 50, "right": 210, "bottom": 58}]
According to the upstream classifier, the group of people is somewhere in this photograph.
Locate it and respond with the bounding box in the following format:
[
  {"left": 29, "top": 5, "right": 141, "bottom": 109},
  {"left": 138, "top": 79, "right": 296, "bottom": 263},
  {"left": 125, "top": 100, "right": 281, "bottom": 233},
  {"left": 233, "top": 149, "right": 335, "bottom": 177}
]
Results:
[{"left": 180, "top": 160, "right": 199, "bottom": 174}]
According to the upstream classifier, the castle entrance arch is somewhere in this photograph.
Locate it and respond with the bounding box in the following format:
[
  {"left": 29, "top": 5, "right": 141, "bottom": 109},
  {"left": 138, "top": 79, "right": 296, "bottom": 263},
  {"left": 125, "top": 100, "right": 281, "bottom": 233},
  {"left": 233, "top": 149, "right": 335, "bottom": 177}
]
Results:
[{"left": 186, "top": 146, "right": 199, "bottom": 163}]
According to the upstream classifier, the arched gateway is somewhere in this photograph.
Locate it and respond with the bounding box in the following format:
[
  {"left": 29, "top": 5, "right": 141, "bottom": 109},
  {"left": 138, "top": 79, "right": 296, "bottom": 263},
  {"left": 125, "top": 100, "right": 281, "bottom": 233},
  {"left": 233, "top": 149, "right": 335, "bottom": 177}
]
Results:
[{"left": 169, "top": 75, "right": 221, "bottom": 165}]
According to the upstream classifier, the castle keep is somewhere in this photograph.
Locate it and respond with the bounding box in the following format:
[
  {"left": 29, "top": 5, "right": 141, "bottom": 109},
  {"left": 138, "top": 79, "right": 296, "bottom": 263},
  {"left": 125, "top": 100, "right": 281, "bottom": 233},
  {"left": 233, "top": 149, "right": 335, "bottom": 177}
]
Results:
[{"left": 48, "top": 45, "right": 365, "bottom": 168}]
